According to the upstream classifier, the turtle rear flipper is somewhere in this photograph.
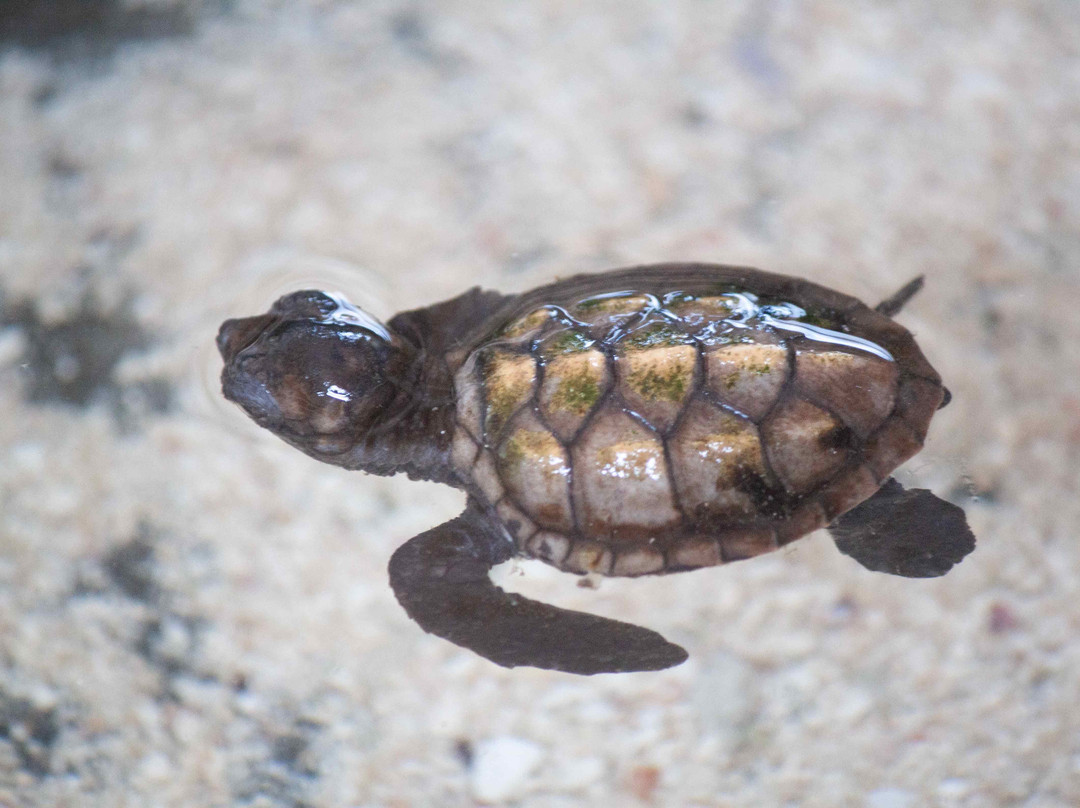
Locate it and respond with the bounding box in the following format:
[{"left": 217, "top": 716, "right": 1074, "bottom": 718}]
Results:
[
  {"left": 874, "top": 275, "right": 924, "bottom": 316},
  {"left": 828, "top": 478, "right": 976, "bottom": 578},
  {"left": 388, "top": 499, "right": 688, "bottom": 674}
]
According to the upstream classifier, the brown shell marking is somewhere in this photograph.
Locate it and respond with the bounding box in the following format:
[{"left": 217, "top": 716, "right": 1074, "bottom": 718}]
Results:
[
  {"left": 669, "top": 398, "right": 766, "bottom": 522},
  {"left": 794, "top": 348, "right": 899, "bottom": 438},
  {"left": 705, "top": 340, "right": 789, "bottom": 420},
  {"left": 571, "top": 293, "right": 653, "bottom": 333},
  {"left": 450, "top": 270, "right": 941, "bottom": 578},
  {"left": 496, "top": 409, "right": 574, "bottom": 533},
  {"left": 760, "top": 397, "right": 849, "bottom": 495},
  {"left": 617, "top": 322, "right": 698, "bottom": 433},
  {"left": 571, "top": 405, "right": 681, "bottom": 540},
  {"left": 537, "top": 337, "right": 610, "bottom": 443},
  {"left": 665, "top": 294, "right": 739, "bottom": 322},
  {"left": 480, "top": 349, "right": 536, "bottom": 440}
]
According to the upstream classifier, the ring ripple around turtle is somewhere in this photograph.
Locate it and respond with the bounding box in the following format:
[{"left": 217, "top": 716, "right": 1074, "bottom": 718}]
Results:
[{"left": 218, "top": 263, "right": 976, "bottom": 675}]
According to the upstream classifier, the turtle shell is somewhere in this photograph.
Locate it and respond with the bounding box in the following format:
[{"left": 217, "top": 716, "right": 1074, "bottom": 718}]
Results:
[{"left": 449, "top": 265, "right": 944, "bottom": 577}]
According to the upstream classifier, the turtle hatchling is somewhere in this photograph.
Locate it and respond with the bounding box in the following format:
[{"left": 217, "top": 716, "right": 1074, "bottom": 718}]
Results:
[{"left": 218, "top": 264, "right": 975, "bottom": 674}]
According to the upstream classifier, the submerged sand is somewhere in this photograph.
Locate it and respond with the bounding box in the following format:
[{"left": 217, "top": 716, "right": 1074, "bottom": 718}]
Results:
[{"left": 1, "top": 2, "right": 1078, "bottom": 805}]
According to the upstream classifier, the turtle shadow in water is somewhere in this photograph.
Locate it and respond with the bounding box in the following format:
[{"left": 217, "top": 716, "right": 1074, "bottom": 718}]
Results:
[{"left": 1, "top": 285, "right": 173, "bottom": 426}]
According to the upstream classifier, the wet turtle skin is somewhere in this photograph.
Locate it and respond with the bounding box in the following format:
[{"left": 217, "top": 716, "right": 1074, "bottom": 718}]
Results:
[
  {"left": 451, "top": 267, "right": 943, "bottom": 578},
  {"left": 218, "top": 263, "right": 975, "bottom": 674}
]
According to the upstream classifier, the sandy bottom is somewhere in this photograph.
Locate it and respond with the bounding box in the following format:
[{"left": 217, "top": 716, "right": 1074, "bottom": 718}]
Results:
[{"left": 1, "top": 2, "right": 1078, "bottom": 806}]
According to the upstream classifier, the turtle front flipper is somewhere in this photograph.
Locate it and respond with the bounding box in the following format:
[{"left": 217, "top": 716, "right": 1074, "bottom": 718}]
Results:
[
  {"left": 828, "top": 478, "right": 976, "bottom": 578},
  {"left": 388, "top": 499, "right": 688, "bottom": 674}
]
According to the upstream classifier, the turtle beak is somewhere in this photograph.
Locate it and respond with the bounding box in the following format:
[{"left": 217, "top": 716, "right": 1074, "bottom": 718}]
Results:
[
  {"left": 220, "top": 362, "right": 283, "bottom": 425},
  {"left": 216, "top": 314, "right": 275, "bottom": 364},
  {"left": 218, "top": 314, "right": 284, "bottom": 425}
]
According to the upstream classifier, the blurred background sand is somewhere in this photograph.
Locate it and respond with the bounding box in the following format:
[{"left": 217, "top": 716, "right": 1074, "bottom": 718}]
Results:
[{"left": 1, "top": 1, "right": 1078, "bottom": 805}]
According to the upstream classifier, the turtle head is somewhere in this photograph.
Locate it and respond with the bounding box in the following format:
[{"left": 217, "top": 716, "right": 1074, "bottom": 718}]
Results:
[{"left": 218, "top": 290, "right": 408, "bottom": 463}]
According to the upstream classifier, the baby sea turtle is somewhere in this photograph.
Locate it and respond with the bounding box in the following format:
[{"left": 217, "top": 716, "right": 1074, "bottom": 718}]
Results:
[{"left": 217, "top": 264, "right": 975, "bottom": 674}]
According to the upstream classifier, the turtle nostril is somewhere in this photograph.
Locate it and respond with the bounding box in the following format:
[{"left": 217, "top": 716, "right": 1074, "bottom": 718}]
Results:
[{"left": 216, "top": 320, "right": 243, "bottom": 360}]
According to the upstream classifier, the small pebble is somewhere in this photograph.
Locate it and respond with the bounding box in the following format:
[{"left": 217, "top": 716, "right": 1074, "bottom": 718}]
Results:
[
  {"left": 550, "top": 755, "right": 604, "bottom": 790},
  {"left": 0, "top": 327, "right": 26, "bottom": 366},
  {"left": 628, "top": 765, "right": 661, "bottom": 800},
  {"left": 865, "top": 787, "right": 914, "bottom": 808},
  {"left": 937, "top": 777, "right": 969, "bottom": 797},
  {"left": 988, "top": 602, "right": 1019, "bottom": 634},
  {"left": 469, "top": 736, "right": 543, "bottom": 803}
]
